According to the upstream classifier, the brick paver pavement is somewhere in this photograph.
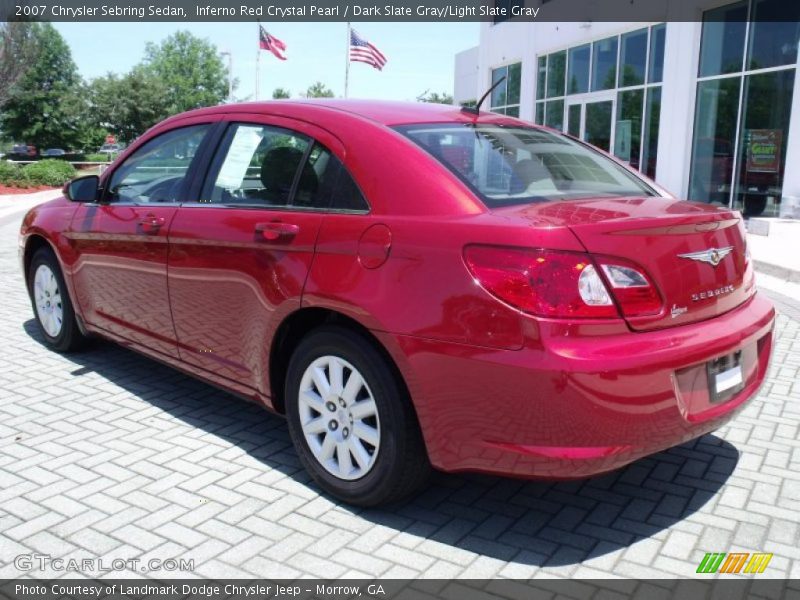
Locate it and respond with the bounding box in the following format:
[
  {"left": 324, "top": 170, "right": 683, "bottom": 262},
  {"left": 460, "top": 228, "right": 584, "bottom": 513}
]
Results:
[{"left": 0, "top": 196, "right": 798, "bottom": 579}]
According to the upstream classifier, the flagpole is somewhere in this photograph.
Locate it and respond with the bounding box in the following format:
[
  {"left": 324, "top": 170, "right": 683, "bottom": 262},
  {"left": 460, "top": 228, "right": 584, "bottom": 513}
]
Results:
[
  {"left": 255, "top": 24, "right": 261, "bottom": 100},
  {"left": 344, "top": 22, "right": 351, "bottom": 98}
]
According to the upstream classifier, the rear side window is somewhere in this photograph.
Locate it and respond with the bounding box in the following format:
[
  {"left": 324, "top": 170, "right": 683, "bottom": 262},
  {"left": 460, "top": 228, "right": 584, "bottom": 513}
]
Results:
[
  {"left": 107, "top": 125, "right": 209, "bottom": 204},
  {"left": 205, "top": 123, "right": 368, "bottom": 212},
  {"left": 396, "top": 123, "right": 655, "bottom": 208},
  {"left": 206, "top": 124, "right": 310, "bottom": 207}
]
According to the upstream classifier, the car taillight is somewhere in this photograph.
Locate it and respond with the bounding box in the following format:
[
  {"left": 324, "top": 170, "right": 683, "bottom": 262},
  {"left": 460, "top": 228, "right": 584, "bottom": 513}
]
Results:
[
  {"left": 598, "top": 260, "right": 663, "bottom": 317},
  {"left": 463, "top": 246, "right": 618, "bottom": 318},
  {"left": 742, "top": 241, "right": 756, "bottom": 296},
  {"left": 464, "top": 246, "right": 663, "bottom": 319}
]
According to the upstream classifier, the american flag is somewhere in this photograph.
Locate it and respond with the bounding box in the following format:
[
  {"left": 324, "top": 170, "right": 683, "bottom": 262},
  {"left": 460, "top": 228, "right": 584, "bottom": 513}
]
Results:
[
  {"left": 259, "top": 25, "right": 287, "bottom": 61},
  {"left": 349, "top": 29, "right": 387, "bottom": 71}
]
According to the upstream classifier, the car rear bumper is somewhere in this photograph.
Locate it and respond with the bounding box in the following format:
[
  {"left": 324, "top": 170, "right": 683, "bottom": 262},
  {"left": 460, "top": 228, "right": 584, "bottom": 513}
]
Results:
[{"left": 394, "top": 292, "right": 775, "bottom": 478}]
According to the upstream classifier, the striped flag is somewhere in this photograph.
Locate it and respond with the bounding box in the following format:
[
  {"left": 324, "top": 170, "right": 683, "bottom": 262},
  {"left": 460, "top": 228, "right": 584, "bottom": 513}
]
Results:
[
  {"left": 349, "top": 29, "right": 387, "bottom": 71},
  {"left": 259, "top": 25, "right": 287, "bottom": 60}
]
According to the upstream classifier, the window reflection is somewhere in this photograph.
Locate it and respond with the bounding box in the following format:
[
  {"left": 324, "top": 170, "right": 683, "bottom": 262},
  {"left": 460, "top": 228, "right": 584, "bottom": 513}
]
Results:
[
  {"left": 689, "top": 78, "right": 741, "bottom": 205},
  {"left": 619, "top": 29, "right": 648, "bottom": 87},
  {"left": 591, "top": 37, "right": 618, "bottom": 91},
  {"left": 698, "top": 1, "right": 747, "bottom": 77},
  {"left": 733, "top": 70, "right": 795, "bottom": 216}
]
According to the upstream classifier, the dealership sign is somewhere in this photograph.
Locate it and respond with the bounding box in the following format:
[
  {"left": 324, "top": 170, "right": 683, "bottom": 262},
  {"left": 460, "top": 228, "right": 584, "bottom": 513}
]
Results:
[{"left": 747, "top": 129, "right": 782, "bottom": 173}]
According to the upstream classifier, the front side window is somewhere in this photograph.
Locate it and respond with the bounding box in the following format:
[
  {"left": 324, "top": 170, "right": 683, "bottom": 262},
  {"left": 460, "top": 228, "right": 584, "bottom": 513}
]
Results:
[
  {"left": 397, "top": 123, "right": 655, "bottom": 208},
  {"left": 106, "top": 125, "right": 209, "bottom": 203}
]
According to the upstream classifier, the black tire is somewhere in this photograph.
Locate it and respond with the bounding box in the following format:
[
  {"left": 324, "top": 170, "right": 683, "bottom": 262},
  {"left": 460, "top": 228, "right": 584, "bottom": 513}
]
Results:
[
  {"left": 27, "top": 247, "right": 88, "bottom": 353},
  {"left": 285, "top": 326, "right": 430, "bottom": 506}
]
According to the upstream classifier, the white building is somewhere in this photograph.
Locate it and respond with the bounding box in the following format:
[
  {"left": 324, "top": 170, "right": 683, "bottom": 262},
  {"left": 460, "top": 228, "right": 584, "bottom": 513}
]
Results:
[{"left": 454, "top": 0, "right": 800, "bottom": 217}]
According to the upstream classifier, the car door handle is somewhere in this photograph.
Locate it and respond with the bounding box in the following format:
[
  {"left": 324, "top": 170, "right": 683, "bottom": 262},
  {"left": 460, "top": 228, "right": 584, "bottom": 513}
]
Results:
[
  {"left": 255, "top": 221, "right": 300, "bottom": 242},
  {"left": 139, "top": 215, "right": 166, "bottom": 234}
]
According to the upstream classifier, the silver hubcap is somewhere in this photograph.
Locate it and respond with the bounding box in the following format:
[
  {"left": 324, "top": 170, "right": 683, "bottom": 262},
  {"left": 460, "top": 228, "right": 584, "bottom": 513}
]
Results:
[
  {"left": 33, "top": 264, "right": 63, "bottom": 338},
  {"left": 298, "top": 356, "right": 380, "bottom": 481}
]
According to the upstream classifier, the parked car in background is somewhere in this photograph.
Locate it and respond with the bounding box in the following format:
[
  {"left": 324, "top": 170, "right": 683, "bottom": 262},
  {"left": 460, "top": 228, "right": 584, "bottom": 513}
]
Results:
[
  {"left": 20, "top": 100, "right": 775, "bottom": 506},
  {"left": 11, "top": 144, "right": 36, "bottom": 158},
  {"left": 42, "top": 148, "right": 67, "bottom": 157}
]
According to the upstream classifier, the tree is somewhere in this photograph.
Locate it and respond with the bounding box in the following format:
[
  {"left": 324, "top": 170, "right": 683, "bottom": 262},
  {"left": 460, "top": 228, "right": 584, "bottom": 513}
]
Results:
[
  {"left": 0, "top": 22, "right": 38, "bottom": 108},
  {"left": 304, "top": 82, "right": 335, "bottom": 98},
  {"left": 90, "top": 68, "right": 170, "bottom": 144},
  {"left": 272, "top": 87, "right": 291, "bottom": 99},
  {"left": 141, "top": 31, "right": 230, "bottom": 115},
  {"left": 0, "top": 23, "right": 85, "bottom": 150},
  {"left": 418, "top": 91, "right": 454, "bottom": 105}
]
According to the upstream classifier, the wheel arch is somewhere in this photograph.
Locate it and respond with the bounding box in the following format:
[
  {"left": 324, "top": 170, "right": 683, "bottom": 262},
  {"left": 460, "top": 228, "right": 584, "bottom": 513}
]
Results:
[
  {"left": 268, "top": 308, "right": 417, "bottom": 421},
  {"left": 23, "top": 232, "right": 89, "bottom": 336},
  {"left": 23, "top": 233, "right": 58, "bottom": 285}
]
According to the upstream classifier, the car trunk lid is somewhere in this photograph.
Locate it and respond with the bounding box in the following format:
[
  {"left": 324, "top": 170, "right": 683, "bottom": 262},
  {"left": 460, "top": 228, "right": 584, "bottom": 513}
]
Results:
[{"left": 496, "top": 196, "right": 753, "bottom": 331}]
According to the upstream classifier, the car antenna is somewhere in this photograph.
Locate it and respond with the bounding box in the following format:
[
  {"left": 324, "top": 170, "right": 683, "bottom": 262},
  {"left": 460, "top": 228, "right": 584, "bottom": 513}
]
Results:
[{"left": 461, "top": 76, "right": 506, "bottom": 116}]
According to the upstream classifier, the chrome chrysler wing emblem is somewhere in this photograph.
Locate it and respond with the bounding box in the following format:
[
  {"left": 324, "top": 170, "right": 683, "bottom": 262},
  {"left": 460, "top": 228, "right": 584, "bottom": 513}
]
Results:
[{"left": 677, "top": 246, "right": 733, "bottom": 267}]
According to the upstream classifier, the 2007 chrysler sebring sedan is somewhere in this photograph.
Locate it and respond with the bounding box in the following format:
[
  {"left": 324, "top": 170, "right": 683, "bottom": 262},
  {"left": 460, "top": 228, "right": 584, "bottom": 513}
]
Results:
[{"left": 20, "top": 100, "right": 775, "bottom": 506}]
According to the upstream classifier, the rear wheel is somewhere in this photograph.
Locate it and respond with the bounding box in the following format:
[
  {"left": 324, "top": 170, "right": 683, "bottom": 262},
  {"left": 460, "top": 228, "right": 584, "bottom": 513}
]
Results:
[
  {"left": 28, "top": 248, "right": 87, "bottom": 352},
  {"left": 285, "top": 326, "right": 430, "bottom": 506}
]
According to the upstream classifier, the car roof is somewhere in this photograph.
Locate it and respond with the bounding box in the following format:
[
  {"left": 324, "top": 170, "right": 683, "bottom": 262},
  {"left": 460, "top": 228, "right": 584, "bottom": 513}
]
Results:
[{"left": 163, "top": 99, "right": 526, "bottom": 128}]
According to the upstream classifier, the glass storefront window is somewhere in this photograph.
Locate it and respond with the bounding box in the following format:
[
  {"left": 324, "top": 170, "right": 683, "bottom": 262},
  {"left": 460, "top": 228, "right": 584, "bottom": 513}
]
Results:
[
  {"left": 592, "top": 37, "right": 618, "bottom": 91},
  {"left": 747, "top": 0, "right": 800, "bottom": 70},
  {"left": 547, "top": 51, "right": 566, "bottom": 98},
  {"left": 490, "top": 63, "right": 522, "bottom": 115},
  {"left": 491, "top": 67, "right": 507, "bottom": 108},
  {"left": 733, "top": 70, "right": 795, "bottom": 216},
  {"left": 642, "top": 87, "right": 661, "bottom": 179},
  {"left": 535, "top": 24, "right": 664, "bottom": 172},
  {"left": 615, "top": 89, "right": 644, "bottom": 170},
  {"left": 698, "top": 1, "right": 748, "bottom": 77},
  {"left": 568, "top": 44, "right": 591, "bottom": 94},
  {"left": 545, "top": 100, "right": 564, "bottom": 131},
  {"left": 585, "top": 101, "right": 613, "bottom": 151},
  {"left": 648, "top": 24, "right": 666, "bottom": 84},
  {"left": 619, "top": 29, "right": 648, "bottom": 87},
  {"left": 688, "top": 77, "right": 741, "bottom": 204},
  {"left": 507, "top": 63, "right": 521, "bottom": 105},
  {"left": 536, "top": 56, "right": 547, "bottom": 100},
  {"left": 567, "top": 104, "right": 581, "bottom": 137}
]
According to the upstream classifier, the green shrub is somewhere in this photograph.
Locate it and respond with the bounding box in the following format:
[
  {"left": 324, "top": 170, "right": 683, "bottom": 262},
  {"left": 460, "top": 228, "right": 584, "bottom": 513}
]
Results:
[
  {"left": 0, "top": 160, "right": 27, "bottom": 186},
  {"left": 0, "top": 160, "right": 21, "bottom": 180},
  {"left": 21, "top": 159, "right": 77, "bottom": 186},
  {"left": 83, "top": 153, "right": 115, "bottom": 163}
]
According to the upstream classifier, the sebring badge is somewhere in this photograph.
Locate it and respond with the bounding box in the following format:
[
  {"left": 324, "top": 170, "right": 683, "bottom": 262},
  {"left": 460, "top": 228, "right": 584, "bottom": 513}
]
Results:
[{"left": 677, "top": 246, "right": 733, "bottom": 267}]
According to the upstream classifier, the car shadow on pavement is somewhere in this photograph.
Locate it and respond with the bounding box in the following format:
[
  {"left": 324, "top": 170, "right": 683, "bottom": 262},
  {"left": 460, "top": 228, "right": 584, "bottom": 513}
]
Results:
[{"left": 24, "top": 321, "right": 740, "bottom": 568}]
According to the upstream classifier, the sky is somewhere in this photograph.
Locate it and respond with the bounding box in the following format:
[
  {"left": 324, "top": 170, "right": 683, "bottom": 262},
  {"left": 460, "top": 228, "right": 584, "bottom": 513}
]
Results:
[{"left": 54, "top": 22, "right": 479, "bottom": 101}]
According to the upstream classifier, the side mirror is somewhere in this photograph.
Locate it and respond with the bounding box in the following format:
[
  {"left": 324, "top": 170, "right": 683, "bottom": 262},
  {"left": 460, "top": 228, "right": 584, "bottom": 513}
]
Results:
[{"left": 64, "top": 175, "right": 100, "bottom": 203}]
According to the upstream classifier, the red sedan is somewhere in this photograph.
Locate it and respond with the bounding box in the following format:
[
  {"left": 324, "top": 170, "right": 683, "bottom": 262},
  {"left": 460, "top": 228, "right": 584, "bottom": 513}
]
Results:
[{"left": 20, "top": 100, "right": 774, "bottom": 506}]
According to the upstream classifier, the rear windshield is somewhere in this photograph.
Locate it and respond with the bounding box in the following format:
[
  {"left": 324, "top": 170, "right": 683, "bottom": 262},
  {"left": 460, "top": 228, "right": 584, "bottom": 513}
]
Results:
[{"left": 396, "top": 123, "right": 655, "bottom": 207}]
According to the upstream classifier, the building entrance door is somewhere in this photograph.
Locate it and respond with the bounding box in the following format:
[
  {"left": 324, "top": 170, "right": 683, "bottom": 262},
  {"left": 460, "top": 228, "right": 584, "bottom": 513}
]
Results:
[{"left": 565, "top": 92, "right": 616, "bottom": 153}]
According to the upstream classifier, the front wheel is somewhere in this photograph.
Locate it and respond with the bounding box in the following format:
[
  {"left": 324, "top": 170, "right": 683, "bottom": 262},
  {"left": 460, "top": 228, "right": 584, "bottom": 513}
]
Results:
[
  {"left": 285, "top": 326, "right": 430, "bottom": 506},
  {"left": 28, "top": 248, "right": 87, "bottom": 353}
]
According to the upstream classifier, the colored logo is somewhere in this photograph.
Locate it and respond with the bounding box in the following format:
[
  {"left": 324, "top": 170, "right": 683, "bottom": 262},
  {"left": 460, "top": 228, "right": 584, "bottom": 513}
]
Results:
[{"left": 696, "top": 552, "right": 773, "bottom": 574}]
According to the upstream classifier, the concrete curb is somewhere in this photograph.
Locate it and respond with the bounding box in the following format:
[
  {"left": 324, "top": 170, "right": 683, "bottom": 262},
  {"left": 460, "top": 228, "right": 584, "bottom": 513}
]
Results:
[{"left": 754, "top": 260, "right": 800, "bottom": 284}]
